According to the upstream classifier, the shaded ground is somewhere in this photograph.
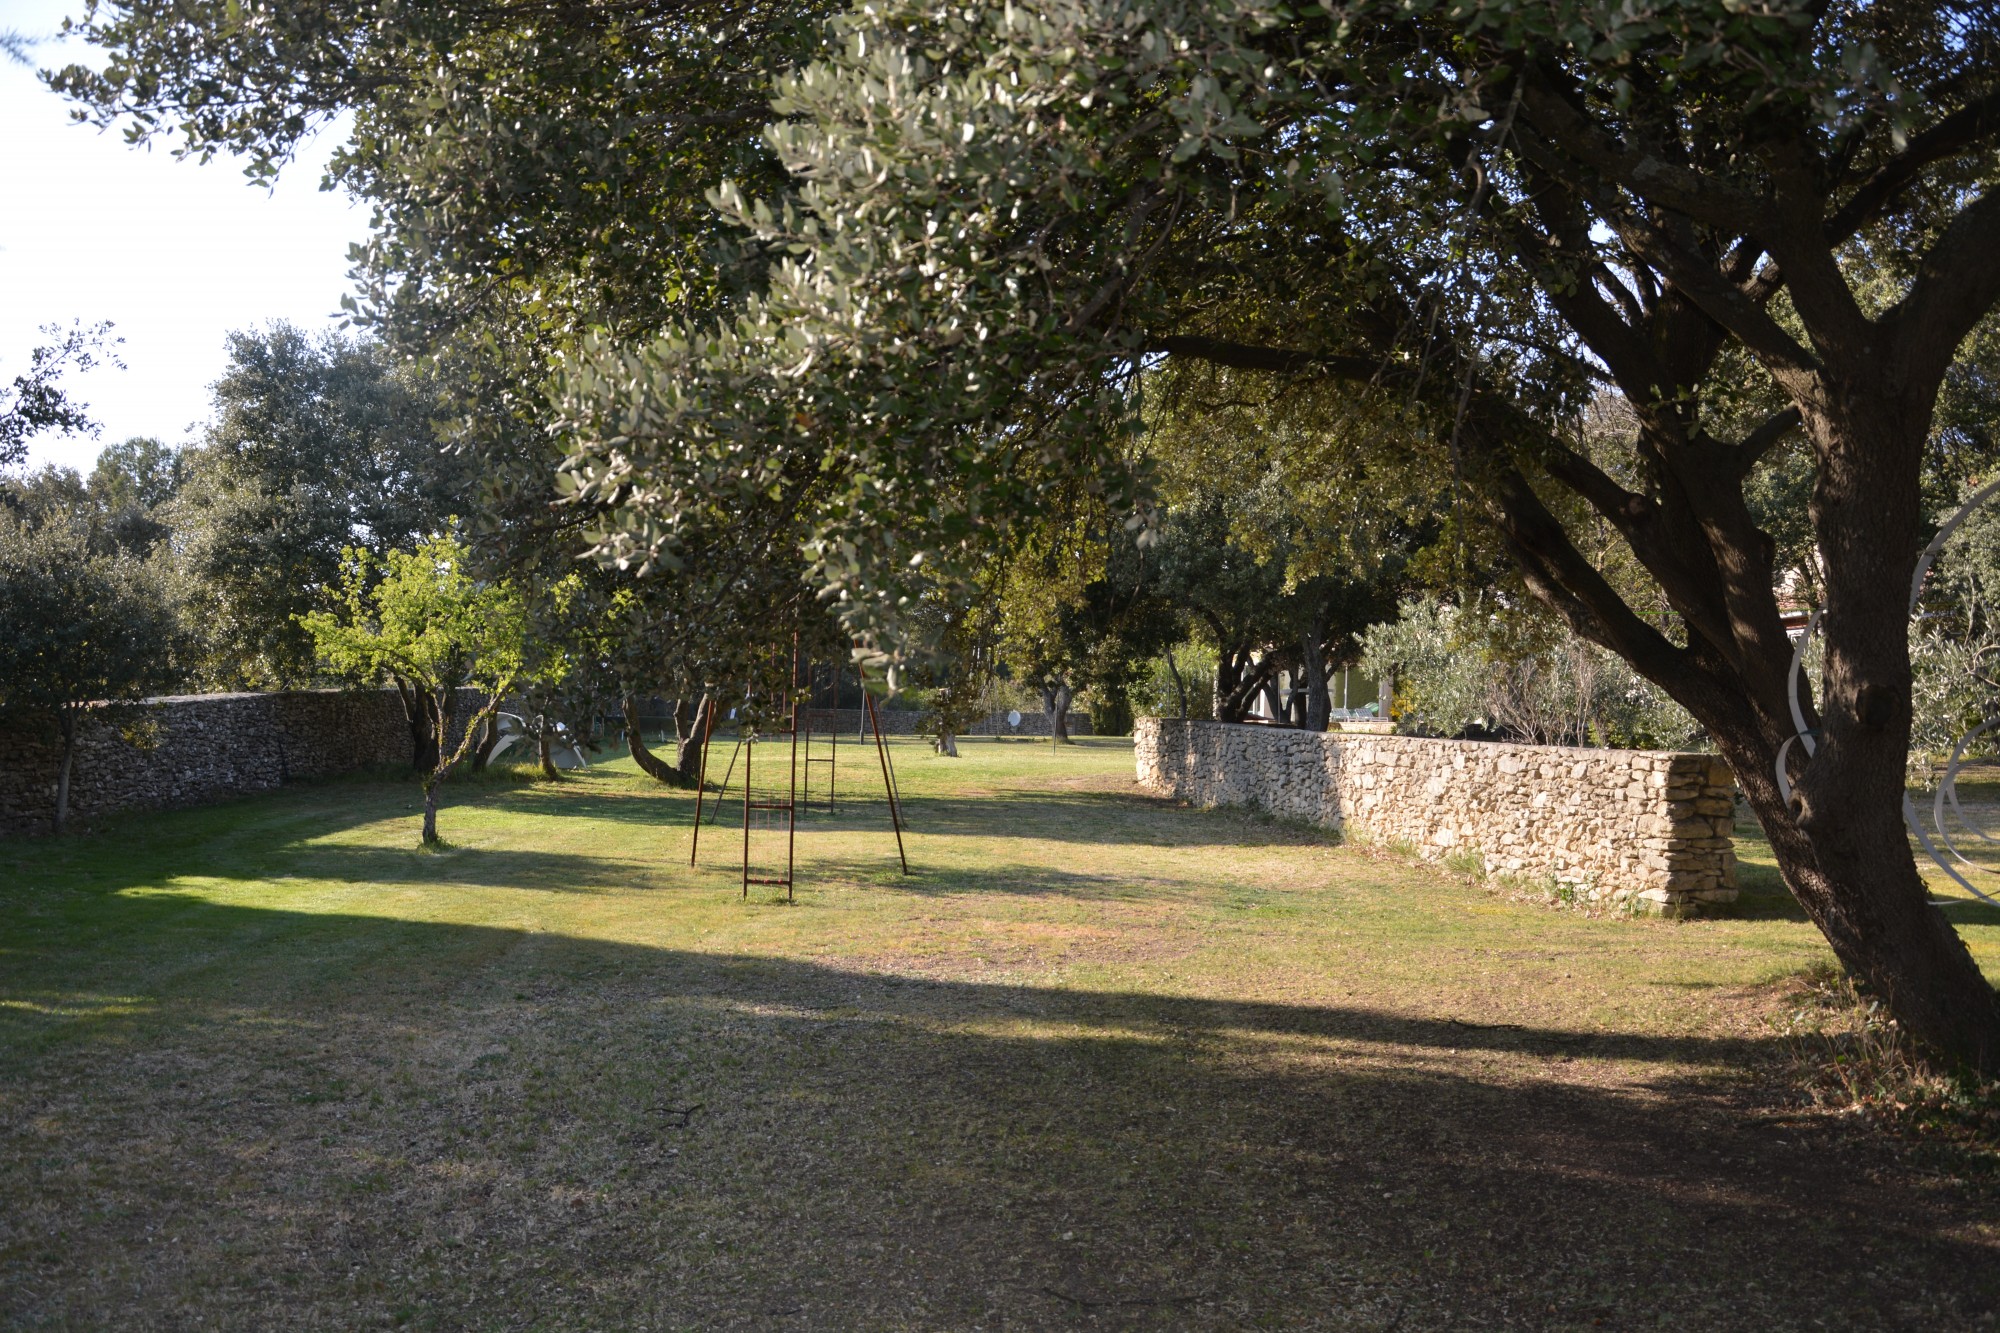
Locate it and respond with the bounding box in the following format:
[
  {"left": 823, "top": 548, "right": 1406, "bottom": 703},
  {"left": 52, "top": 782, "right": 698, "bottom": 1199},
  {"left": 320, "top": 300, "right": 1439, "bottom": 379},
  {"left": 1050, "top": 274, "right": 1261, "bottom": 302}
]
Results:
[{"left": 2, "top": 738, "right": 1997, "bottom": 1330}]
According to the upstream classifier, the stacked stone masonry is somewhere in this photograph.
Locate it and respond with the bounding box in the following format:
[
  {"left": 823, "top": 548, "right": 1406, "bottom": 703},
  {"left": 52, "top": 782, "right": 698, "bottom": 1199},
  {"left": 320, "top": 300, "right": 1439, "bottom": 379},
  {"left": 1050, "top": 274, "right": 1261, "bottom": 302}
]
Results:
[
  {"left": 792, "top": 709, "right": 1094, "bottom": 738},
  {"left": 0, "top": 689, "right": 485, "bottom": 836},
  {"left": 1135, "top": 718, "right": 1737, "bottom": 916}
]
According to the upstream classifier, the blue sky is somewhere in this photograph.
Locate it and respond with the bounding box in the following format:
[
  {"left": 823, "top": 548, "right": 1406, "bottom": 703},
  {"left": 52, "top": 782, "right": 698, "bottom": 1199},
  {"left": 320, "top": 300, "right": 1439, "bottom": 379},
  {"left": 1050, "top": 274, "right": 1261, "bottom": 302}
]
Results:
[{"left": 2, "top": 1, "right": 366, "bottom": 472}]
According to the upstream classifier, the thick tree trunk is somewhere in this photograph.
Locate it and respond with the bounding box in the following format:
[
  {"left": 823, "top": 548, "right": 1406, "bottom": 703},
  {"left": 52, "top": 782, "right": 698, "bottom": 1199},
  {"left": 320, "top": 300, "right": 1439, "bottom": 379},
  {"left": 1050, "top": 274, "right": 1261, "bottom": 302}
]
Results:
[
  {"left": 1213, "top": 647, "right": 1273, "bottom": 723},
  {"left": 1781, "top": 395, "right": 2000, "bottom": 1070},
  {"left": 1213, "top": 659, "right": 1234, "bottom": 721},
  {"left": 537, "top": 720, "right": 559, "bottom": 781},
  {"left": 624, "top": 694, "right": 690, "bottom": 786},
  {"left": 1713, "top": 708, "right": 2000, "bottom": 1071},
  {"left": 52, "top": 710, "right": 77, "bottom": 834},
  {"left": 1378, "top": 669, "right": 1395, "bottom": 723},
  {"left": 421, "top": 778, "right": 440, "bottom": 844},
  {"left": 1041, "top": 682, "right": 1073, "bottom": 743},
  {"left": 672, "top": 694, "right": 711, "bottom": 786},
  {"left": 1567, "top": 389, "right": 2000, "bottom": 1073},
  {"left": 933, "top": 732, "right": 960, "bottom": 756},
  {"left": 1302, "top": 633, "right": 1331, "bottom": 733}
]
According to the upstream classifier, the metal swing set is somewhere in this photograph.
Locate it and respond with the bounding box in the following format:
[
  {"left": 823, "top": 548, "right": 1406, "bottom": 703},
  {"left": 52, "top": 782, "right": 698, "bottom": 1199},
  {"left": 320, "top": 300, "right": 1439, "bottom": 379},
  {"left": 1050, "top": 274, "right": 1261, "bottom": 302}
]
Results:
[{"left": 687, "top": 644, "right": 909, "bottom": 898}]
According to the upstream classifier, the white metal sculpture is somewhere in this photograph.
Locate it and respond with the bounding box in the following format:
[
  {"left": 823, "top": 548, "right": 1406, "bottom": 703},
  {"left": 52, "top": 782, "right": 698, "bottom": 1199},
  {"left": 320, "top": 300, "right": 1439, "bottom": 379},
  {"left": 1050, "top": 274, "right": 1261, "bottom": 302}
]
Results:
[{"left": 486, "top": 712, "right": 589, "bottom": 769}]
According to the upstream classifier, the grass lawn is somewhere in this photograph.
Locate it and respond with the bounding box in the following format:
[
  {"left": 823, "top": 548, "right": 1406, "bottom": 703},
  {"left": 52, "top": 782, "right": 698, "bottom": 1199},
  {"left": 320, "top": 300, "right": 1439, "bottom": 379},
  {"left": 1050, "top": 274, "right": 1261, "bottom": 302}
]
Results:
[{"left": 3, "top": 736, "right": 1998, "bottom": 1330}]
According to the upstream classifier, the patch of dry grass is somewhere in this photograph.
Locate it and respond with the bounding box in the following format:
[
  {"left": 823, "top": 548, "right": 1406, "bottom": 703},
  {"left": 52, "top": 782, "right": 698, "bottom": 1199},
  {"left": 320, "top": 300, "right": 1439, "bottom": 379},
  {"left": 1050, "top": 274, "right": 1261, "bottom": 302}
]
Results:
[
  {"left": 2, "top": 737, "right": 1998, "bottom": 1330},
  {"left": 1769, "top": 960, "right": 2000, "bottom": 1145}
]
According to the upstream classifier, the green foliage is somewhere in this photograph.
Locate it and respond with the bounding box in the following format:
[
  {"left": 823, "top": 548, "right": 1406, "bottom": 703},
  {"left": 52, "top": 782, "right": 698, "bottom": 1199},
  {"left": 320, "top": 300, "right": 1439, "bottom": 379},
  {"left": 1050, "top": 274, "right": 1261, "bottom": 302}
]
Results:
[
  {"left": 1133, "top": 644, "right": 1218, "bottom": 721},
  {"left": 298, "top": 534, "right": 526, "bottom": 841},
  {"left": 299, "top": 536, "right": 525, "bottom": 704},
  {"left": 171, "top": 323, "right": 472, "bottom": 688},
  {"left": 2, "top": 437, "right": 186, "bottom": 559},
  {"left": 1360, "top": 597, "right": 1699, "bottom": 749},
  {"left": 513, "top": 572, "right": 624, "bottom": 762},
  {"left": 86, "top": 436, "right": 185, "bottom": 555},
  {"left": 0, "top": 514, "right": 184, "bottom": 715},
  {"left": 902, "top": 582, "right": 997, "bottom": 753},
  {"left": 1442, "top": 847, "right": 1486, "bottom": 880},
  {"left": 52, "top": 1, "right": 838, "bottom": 675},
  {"left": 0, "top": 510, "right": 186, "bottom": 829},
  {"left": 992, "top": 507, "right": 1179, "bottom": 732},
  {"left": 525, "top": 0, "right": 1965, "bottom": 641},
  {"left": 1358, "top": 599, "right": 1491, "bottom": 739},
  {"left": 1087, "top": 692, "right": 1134, "bottom": 738},
  {"left": 1908, "top": 478, "right": 2000, "bottom": 783},
  {"left": 0, "top": 322, "right": 120, "bottom": 468}
]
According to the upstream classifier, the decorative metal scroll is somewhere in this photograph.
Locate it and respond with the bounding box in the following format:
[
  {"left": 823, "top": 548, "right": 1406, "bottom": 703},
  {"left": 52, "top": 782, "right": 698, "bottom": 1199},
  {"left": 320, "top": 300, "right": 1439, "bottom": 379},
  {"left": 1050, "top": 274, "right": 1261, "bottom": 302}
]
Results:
[{"left": 1779, "top": 476, "right": 2000, "bottom": 904}]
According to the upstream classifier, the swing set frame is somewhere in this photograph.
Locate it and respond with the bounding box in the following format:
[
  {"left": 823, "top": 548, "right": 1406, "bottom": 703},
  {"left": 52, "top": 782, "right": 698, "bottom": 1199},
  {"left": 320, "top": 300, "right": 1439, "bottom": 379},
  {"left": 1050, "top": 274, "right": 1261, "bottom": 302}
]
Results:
[{"left": 687, "top": 647, "right": 909, "bottom": 898}]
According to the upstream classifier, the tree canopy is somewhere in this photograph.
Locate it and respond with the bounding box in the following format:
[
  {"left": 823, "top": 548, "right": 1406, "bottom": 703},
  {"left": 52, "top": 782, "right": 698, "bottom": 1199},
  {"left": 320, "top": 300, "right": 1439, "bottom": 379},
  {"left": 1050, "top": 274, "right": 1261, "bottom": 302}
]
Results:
[
  {"left": 299, "top": 534, "right": 527, "bottom": 844},
  {"left": 171, "top": 323, "right": 473, "bottom": 687},
  {"left": 55, "top": 0, "right": 2000, "bottom": 1067},
  {"left": 0, "top": 511, "right": 184, "bottom": 832}
]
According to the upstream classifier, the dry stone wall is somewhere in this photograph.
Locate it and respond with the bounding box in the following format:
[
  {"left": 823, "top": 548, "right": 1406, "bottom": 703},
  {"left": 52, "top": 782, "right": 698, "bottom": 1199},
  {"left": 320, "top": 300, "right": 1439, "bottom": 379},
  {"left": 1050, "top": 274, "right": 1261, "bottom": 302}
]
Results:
[
  {"left": 1136, "top": 718, "right": 1737, "bottom": 916},
  {"left": 793, "top": 709, "right": 1094, "bottom": 737},
  {"left": 0, "top": 689, "right": 485, "bottom": 836}
]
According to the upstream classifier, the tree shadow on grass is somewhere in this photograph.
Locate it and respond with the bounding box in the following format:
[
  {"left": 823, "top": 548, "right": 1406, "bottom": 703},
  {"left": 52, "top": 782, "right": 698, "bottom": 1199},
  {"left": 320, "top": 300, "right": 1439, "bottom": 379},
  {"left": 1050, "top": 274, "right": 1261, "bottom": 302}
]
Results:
[
  {"left": 4, "top": 894, "right": 1995, "bottom": 1330},
  {"left": 1933, "top": 895, "right": 2000, "bottom": 929},
  {"left": 874, "top": 786, "right": 1342, "bottom": 853},
  {"left": 490, "top": 780, "right": 699, "bottom": 828},
  {"left": 1, "top": 811, "right": 666, "bottom": 903},
  {"left": 1725, "top": 821, "right": 2000, "bottom": 932},
  {"left": 483, "top": 763, "right": 1335, "bottom": 855},
  {"left": 272, "top": 843, "right": 654, "bottom": 894},
  {"left": 787, "top": 852, "right": 1165, "bottom": 900}
]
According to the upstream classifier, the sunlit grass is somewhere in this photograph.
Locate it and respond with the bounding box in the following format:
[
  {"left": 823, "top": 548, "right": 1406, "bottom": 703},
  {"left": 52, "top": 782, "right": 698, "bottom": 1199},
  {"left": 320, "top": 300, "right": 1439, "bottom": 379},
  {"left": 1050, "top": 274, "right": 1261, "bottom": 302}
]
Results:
[{"left": 2, "top": 738, "right": 1996, "bottom": 1328}]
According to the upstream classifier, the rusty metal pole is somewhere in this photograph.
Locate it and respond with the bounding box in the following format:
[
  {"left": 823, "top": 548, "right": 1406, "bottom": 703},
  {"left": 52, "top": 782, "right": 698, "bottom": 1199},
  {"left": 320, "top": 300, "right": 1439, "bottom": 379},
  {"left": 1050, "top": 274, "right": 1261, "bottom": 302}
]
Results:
[
  {"left": 689, "top": 695, "right": 716, "bottom": 866},
  {"left": 864, "top": 687, "right": 910, "bottom": 874},
  {"left": 706, "top": 732, "right": 743, "bottom": 824},
  {"left": 741, "top": 706, "right": 753, "bottom": 899},
  {"left": 797, "top": 649, "right": 809, "bottom": 813},
  {"left": 787, "top": 643, "right": 801, "bottom": 902}
]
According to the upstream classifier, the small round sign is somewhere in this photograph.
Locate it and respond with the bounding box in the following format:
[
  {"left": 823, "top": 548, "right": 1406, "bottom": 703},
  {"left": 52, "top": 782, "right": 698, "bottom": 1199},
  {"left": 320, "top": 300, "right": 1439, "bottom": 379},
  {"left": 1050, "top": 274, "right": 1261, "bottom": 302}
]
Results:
[{"left": 1006, "top": 710, "right": 1022, "bottom": 728}]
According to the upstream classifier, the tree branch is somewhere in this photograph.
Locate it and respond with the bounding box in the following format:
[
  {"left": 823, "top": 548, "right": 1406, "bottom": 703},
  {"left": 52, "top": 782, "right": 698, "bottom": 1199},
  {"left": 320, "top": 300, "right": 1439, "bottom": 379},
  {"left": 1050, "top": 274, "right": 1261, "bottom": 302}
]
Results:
[
  {"left": 1481, "top": 460, "right": 1692, "bottom": 685},
  {"left": 1147, "top": 335, "right": 1407, "bottom": 385},
  {"left": 1513, "top": 66, "right": 1762, "bottom": 232},
  {"left": 1609, "top": 216, "right": 1822, "bottom": 398},
  {"left": 1890, "top": 183, "right": 2000, "bottom": 388},
  {"left": 1733, "top": 406, "right": 1803, "bottom": 476},
  {"left": 1827, "top": 90, "right": 2000, "bottom": 244}
]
